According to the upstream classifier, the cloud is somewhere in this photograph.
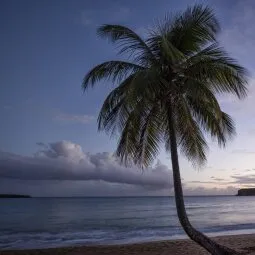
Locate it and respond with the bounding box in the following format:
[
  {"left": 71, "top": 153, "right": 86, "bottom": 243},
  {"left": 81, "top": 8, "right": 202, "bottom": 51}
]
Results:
[
  {"left": 188, "top": 181, "right": 218, "bottom": 184},
  {"left": 54, "top": 113, "right": 95, "bottom": 124},
  {"left": 0, "top": 178, "right": 236, "bottom": 197},
  {"left": 231, "top": 149, "right": 255, "bottom": 154},
  {"left": 230, "top": 174, "right": 255, "bottom": 184},
  {"left": 0, "top": 141, "right": 172, "bottom": 190},
  {"left": 187, "top": 176, "right": 235, "bottom": 186},
  {"left": 190, "top": 170, "right": 255, "bottom": 187},
  {"left": 187, "top": 180, "right": 230, "bottom": 186},
  {"left": 244, "top": 169, "right": 255, "bottom": 172},
  {"left": 36, "top": 142, "right": 46, "bottom": 147},
  {"left": 183, "top": 186, "right": 237, "bottom": 196},
  {"left": 210, "top": 177, "right": 226, "bottom": 182},
  {"left": 216, "top": 169, "right": 227, "bottom": 171},
  {"left": 0, "top": 140, "right": 240, "bottom": 196}
]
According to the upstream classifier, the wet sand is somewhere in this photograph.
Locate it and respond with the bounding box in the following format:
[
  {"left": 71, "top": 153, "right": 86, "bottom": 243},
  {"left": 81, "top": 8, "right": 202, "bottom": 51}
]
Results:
[{"left": 1, "top": 234, "right": 255, "bottom": 255}]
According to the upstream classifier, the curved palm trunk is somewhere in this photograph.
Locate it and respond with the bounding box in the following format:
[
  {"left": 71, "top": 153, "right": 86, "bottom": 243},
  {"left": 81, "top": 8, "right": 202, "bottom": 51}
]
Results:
[{"left": 168, "top": 109, "right": 242, "bottom": 255}]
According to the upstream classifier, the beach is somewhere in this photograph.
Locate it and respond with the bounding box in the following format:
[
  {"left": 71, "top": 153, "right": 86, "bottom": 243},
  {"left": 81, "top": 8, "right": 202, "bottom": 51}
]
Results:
[{"left": 1, "top": 234, "right": 255, "bottom": 255}]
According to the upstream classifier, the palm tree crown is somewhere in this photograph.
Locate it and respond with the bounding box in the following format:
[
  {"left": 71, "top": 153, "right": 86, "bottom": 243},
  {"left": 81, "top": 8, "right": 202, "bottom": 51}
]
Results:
[{"left": 83, "top": 5, "right": 248, "bottom": 169}]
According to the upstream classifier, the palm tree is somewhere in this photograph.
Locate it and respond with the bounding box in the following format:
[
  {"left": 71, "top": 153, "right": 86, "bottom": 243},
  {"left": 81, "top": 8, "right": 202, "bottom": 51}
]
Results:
[{"left": 82, "top": 5, "right": 248, "bottom": 255}]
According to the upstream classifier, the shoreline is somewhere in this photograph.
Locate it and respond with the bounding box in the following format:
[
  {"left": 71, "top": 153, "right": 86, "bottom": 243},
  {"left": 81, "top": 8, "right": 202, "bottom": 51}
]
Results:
[{"left": 1, "top": 234, "right": 255, "bottom": 255}]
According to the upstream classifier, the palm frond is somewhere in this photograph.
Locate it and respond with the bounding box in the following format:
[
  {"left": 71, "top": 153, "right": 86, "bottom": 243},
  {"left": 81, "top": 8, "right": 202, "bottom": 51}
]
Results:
[
  {"left": 115, "top": 109, "right": 141, "bottom": 166},
  {"left": 97, "top": 74, "right": 135, "bottom": 135},
  {"left": 183, "top": 43, "right": 248, "bottom": 98},
  {"left": 163, "top": 4, "right": 219, "bottom": 54},
  {"left": 183, "top": 78, "right": 221, "bottom": 112},
  {"left": 98, "top": 67, "right": 163, "bottom": 136},
  {"left": 173, "top": 99, "right": 208, "bottom": 166},
  {"left": 146, "top": 28, "right": 185, "bottom": 64},
  {"left": 82, "top": 61, "right": 144, "bottom": 90},
  {"left": 97, "top": 24, "right": 156, "bottom": 65},
  {"left": 134, "top": 102, "right": 162, "bottom": 168},
  {"left": 115, "top": 98, "right": 163, "bottom": 168},
  {"left": 187, "top": 96, "right": 235, "bottom": 146}
]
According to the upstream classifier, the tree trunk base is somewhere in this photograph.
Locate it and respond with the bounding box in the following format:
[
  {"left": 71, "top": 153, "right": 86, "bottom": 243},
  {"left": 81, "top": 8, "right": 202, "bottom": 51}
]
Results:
[
  {"left": 215, "top": 246, "right": 244, "bottom": 255},
  {"left": 186, "top": 225, "right": 244, "bottom": 255},
  {"left": 190, "top": 235, "right": 245, "bottom": 255}
]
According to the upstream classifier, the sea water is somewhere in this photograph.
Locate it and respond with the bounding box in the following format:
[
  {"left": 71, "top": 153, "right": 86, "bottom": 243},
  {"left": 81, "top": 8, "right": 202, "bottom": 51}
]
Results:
[{"left": 1, "top": 196, "right": 255, "bottom": 250}]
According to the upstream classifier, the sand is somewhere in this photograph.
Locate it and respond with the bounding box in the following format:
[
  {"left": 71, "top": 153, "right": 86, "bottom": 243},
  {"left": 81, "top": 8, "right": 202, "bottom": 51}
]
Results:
[{"left": 1, "top": 234, "right": 255, "bottom": 255}]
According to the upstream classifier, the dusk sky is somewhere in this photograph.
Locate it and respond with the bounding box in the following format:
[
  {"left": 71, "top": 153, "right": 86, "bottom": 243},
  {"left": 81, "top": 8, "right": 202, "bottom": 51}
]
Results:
[{"left": 1, "top": 0, "right": 255, "bottom": 196}]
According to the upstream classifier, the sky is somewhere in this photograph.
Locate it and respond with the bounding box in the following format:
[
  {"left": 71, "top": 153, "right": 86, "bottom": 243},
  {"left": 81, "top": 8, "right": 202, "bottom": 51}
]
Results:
[{"left": 0, "top": 0, "right": 255, "bottom": 197}]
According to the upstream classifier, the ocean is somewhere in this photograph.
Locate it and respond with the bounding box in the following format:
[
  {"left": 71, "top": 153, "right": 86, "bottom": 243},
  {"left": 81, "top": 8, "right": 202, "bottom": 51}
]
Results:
[{"left": 1, "top": 196, "right": 255, "bottom": 250}]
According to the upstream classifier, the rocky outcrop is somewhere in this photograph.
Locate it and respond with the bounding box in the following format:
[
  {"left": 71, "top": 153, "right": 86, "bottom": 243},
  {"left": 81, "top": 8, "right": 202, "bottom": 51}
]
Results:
[{"left": 237, "top": 188, "right": 255, "bottom": 196}]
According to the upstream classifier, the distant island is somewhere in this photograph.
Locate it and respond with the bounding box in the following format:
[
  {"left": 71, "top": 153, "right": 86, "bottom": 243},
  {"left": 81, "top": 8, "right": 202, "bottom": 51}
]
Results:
[
  {"left": 0, "top": 194, "right": 31, "bottom": 198},
  {"left": 237, "top": 188, "right": 255, "bottom": 196}
]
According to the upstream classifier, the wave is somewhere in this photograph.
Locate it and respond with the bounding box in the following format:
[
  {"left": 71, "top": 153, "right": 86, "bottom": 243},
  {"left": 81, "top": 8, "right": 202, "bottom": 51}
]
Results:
[{"left": 2, "top": 223, "right": 255, "bottom": 250}]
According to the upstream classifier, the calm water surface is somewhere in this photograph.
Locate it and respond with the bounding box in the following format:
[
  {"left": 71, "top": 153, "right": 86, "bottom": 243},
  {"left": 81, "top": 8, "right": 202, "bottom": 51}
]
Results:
[{"left": 1, "top": 196, "right": 255, "bottom": 250}]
